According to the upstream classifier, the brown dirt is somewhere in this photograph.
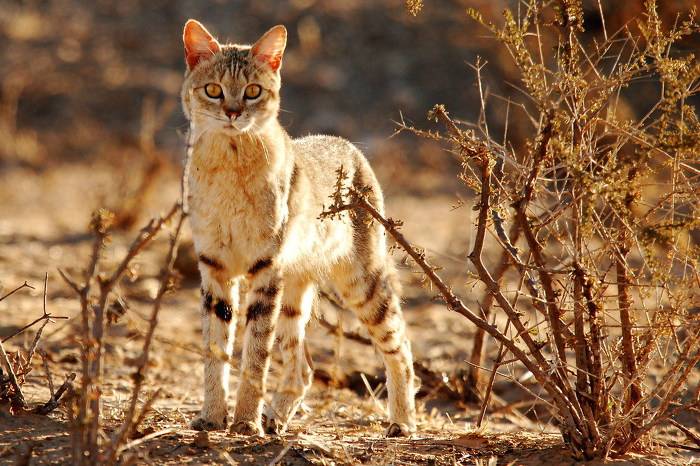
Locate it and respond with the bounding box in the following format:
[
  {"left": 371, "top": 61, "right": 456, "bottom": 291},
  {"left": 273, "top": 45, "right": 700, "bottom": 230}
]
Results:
[{"left": 0, "top": 162, "right": 695, "bottom": 465}]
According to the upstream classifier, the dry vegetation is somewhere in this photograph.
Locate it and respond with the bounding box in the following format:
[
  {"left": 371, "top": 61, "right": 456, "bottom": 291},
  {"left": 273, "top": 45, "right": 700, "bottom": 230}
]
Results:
[
  {"left": 1, "top": 0, "right": 699, "bottom": 464},
  {"left": 449, "top": 0, "right": 700, "bottom": 456},
  {"left": 331, "top": 0, "right": 700, "bottom": 458}
]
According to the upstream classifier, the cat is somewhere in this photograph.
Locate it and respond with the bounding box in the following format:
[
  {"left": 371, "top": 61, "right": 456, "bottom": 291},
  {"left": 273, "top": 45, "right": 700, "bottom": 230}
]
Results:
[{"left": 181, "top": 19, "right": 416, "bottom": 437}]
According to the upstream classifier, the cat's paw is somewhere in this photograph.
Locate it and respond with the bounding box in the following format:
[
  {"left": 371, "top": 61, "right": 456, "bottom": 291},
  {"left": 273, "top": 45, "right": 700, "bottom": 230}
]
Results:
[
  {"left": 385, "top": 422, "right": 414, "bottom": 438},
  {"left": 262, "top": 414, "right": 284, "bottom": 435},
  {"left": 229, "top": 420, "right": 264, "bottom": 437},
  {"left": 191, "top": 414, "right": 228, "bottom": 431}
]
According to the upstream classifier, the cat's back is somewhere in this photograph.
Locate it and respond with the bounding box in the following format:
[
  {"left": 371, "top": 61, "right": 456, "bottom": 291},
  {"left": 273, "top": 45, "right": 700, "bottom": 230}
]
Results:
[
  {"left": 290, "top": 134, "right": 383, "bottom": 210},
  {"left": 291, "top": 134, "right": 361, "bottom": 171}
]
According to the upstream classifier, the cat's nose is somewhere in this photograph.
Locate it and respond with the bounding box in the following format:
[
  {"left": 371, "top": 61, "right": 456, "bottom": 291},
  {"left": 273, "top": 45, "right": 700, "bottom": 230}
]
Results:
[{"left": 224, "top": 106, "right": 241, "bottom": 119}]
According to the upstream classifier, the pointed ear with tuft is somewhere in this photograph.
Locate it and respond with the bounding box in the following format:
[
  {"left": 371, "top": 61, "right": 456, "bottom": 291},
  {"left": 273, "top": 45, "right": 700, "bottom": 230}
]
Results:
[
  {"left": 250, "top": 25, "right": 287, "bottom": 72},
  {"left": 183, "top": 19, "right": 221, "bottom": 70}
]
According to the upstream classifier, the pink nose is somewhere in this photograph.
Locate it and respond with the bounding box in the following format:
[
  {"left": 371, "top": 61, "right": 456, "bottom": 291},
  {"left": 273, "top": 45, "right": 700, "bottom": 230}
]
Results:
[{"left": 224, "top": 107, "right": 241, "bottom": 119}]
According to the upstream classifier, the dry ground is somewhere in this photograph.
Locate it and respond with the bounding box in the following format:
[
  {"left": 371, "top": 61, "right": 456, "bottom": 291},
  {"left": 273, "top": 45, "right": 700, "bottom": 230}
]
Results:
[{"left": 1, "top": 161, "right": 697, "bottom": 465}]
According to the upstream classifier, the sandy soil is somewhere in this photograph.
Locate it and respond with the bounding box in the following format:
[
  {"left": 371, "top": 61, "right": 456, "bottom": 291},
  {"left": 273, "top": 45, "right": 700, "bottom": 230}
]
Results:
[{"left": 0, "top": 162, "right": 696, "bottom": 465}]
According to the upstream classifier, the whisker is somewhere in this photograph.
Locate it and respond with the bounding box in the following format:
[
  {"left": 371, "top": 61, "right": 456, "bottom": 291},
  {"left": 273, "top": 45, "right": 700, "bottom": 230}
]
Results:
[
  {"left": 256, "top": 133, "right": 270, "bottom": 164},
  {"left": 192, "top": 109, "right": 229, "bottom": 123}
]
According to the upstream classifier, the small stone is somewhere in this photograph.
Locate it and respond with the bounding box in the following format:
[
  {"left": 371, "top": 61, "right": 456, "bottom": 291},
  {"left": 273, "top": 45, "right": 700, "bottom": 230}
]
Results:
[{"left": 192, "top": 431, "right": 210, "bottom": 449}]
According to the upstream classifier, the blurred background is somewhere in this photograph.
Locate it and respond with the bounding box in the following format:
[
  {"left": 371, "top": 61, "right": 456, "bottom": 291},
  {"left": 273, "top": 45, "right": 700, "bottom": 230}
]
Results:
[{"left": 1, "top": 0, "right": 698, "bottom": 182}]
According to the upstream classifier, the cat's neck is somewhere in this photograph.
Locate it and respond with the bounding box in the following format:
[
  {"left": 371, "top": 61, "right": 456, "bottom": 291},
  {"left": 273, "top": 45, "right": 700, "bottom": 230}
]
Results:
[{"left": 191, "top": 120, "right": 288, "bottom": 173}]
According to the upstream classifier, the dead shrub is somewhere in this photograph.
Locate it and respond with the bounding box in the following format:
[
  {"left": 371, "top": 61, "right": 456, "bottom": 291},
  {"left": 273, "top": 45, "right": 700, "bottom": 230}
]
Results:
[{"left": 327, "top": 0, "right": 700, "bottom": 459}]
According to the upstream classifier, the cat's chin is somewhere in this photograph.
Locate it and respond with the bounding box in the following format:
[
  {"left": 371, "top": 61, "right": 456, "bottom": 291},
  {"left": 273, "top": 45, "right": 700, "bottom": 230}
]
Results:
[
  {"left": 223, "top": 122, "right": 257, "bottom": 136},
  {"left": 215, "top": 126, "right": 251, "bottom": 137}
]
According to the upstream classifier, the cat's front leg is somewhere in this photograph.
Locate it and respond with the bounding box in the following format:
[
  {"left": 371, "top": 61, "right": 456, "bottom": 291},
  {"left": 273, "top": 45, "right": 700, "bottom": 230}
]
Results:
[
  {"left": 191, "top": 267, "right": 240, "bottom": 431},
  {"left": 230, "top": 257, "right": 283, "bottom": 436}
]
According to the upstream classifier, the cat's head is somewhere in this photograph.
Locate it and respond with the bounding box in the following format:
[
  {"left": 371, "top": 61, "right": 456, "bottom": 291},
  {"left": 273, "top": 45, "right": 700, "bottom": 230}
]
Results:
[{"left": 181, "top": 20, "right": 286, "bottom": 136}]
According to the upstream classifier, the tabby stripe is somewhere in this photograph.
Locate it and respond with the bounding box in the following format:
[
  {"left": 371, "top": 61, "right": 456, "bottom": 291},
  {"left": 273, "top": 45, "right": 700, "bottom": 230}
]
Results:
[
  {"left": 366, "top": 299, "right": 390, "bottom": 326},
  {"left": 202, "top": 291, "right": 214, "bottom": 311},
  {"left": 214, "top": 299, "right": 233, "bottom": 322},
  {"left": 199, "top": 254, "right": 224, "bottom": 270},
  {"left": 282, "top": 336, "right": 299, "bottom": 350},
  {"left": 359, "top": 270, "right": 381, "bottom": 307},
  {"left": 255, "top": 284, "right": 279, "bottom": 299},
  {"left": 248, "top": 258, "right": 272, "bottom": 276},
  {"left": 379, "top": 330, "right": 395, "bottom": 344},
  {"left": 246, "top": 301, "right": 273, "bottom": 323},
  {"left": 252, "top": 326, "right": 273, "bottom": 339},
  {"left": 289, "top": 164, "right": 299, "bottom": 197},
  {"left": 383, "top": 345, "right": 401, "bottom": 355},
  {"left": 281, "top": 305, "right": 300, "bottom": 318}
]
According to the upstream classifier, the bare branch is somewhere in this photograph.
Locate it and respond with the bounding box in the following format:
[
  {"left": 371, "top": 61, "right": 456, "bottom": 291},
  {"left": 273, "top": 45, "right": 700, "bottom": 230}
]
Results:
[
  {"left": 316, "top": 310, "right": 373, "bottom": 347},
  {"left": 0, "top": 281, "right": 34, "bottom": 303},
  {"left": 0, "top": 339, "right": 25, "bottom": 409},
  {"left": 33, "top": 372, "right": 77, "bottom": 415},
  {"left": 106, "top": 204, "right": 186, "bottom": 464}
]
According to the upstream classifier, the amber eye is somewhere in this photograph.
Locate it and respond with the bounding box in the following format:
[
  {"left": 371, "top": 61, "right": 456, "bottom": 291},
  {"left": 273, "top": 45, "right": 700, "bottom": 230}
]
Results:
[
  {"left": 244, "top": 84, "right": 262, "bottom": 100},
  {"left": 204, "top": 83, "right": 223, "bottom": 99}
]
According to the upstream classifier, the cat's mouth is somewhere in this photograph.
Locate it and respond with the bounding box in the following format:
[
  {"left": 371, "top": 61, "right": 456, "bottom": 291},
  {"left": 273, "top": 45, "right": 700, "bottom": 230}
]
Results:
[
  {"left": 195, "top": 115, "right": 256, "bottom": 136},
  {"left": 226, "top": 119, "right": 255, "bottom": 134}
]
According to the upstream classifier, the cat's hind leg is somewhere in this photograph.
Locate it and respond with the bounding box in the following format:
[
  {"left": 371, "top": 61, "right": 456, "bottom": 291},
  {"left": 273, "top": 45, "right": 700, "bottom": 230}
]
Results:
[
  {"left": 191, "top": 264, "right": 240, "bottom": 431},
  {"left": 335, "top": 262, "right": 417, "bottom": 437},
  {"left": 263, "top": 278, "right": 314, "bottom": 434}
]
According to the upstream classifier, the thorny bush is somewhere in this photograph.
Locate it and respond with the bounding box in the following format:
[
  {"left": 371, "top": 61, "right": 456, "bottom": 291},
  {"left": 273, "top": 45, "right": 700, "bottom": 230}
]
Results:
[{"left": 330, "top": 0, "right": 700, "bottom": 459}]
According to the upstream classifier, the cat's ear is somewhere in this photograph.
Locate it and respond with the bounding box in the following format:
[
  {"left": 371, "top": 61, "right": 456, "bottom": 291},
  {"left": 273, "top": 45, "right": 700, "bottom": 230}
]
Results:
[
  {"left": 250, "top": 25, "right": 287, "bottom": 72},
  {"left": 183, "top": 19, "right": 221, "bottom": 70}
]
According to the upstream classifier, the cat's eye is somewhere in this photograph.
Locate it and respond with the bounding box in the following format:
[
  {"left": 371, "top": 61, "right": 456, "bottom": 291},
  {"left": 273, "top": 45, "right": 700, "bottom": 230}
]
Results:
[
  {"left": 204, "top": 83, "right": 223, "bottom": 99},
  {"left": 244, "top": 84, "right": 262, "bottom": 100}
]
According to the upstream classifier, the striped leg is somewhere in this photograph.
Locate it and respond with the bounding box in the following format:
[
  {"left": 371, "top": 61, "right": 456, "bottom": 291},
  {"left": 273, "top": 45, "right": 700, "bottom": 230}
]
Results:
[
  {"left": 230, "top": 258, "right": 283, "bottom": 436},
  {"left": 263, "top": 279, "right": 314, "bottom": 434},
  {"left": 192, "top": 269, "right": 239, "bottom": 431},
  {"left": 338, "top": 265, "right": 416, "bottom": 436}
]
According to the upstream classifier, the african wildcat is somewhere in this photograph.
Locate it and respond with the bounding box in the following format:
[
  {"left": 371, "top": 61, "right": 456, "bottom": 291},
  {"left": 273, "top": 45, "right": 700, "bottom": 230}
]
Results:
[{"left": 181, "top": 20, "right": 416, "bottom": 437}]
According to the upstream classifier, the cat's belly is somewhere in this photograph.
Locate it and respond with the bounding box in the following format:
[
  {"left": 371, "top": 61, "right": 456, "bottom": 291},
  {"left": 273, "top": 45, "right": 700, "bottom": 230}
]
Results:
[{"left": 278, "top": 211, "right": 354, "bottom": 276}]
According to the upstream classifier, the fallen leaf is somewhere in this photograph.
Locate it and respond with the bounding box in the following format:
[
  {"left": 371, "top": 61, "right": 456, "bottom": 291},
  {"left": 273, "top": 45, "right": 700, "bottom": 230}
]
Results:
[{"left": 451, "top": 433, "right": 488, "bottom": 449}]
